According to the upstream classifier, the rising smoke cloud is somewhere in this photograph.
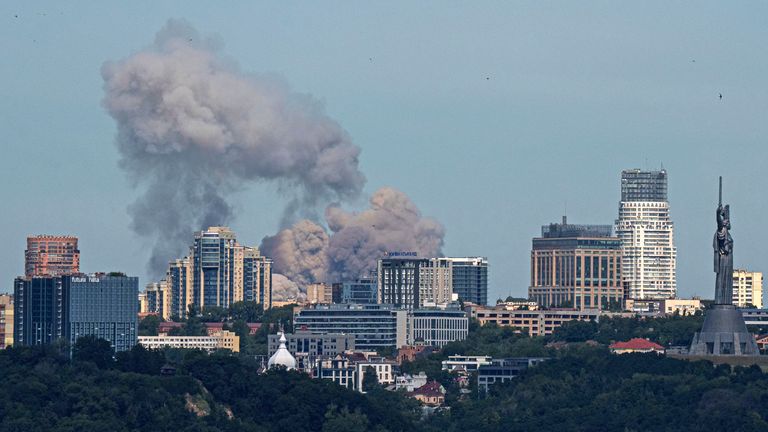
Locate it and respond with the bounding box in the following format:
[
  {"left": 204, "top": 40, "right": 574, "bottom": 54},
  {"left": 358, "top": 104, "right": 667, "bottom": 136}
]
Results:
[
  {"left": 102, "top": 20, "right": 365, "bottom": 275},
  {"left": 262, "top": 187, "right": 446, "bottom": 297}
]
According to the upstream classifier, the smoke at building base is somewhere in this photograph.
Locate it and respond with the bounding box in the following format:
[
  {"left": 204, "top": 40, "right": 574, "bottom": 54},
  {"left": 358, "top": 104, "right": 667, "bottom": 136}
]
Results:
[
  {"left": 262, "top": 187, "right": 445, "bottom": 296},
  {"left": 102, "top": 20, "right": 445, "bottom": 287}
]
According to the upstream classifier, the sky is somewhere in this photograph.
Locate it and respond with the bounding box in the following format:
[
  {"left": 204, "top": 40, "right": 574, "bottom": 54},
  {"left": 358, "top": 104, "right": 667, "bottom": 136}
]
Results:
[{"left": 2, "top": 2, "right": 768, "bottom": 302}]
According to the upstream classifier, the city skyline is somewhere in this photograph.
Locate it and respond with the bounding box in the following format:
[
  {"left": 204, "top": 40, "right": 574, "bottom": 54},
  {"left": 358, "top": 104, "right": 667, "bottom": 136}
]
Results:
[{"left": 3, "top": 3, "right": 768, "bottom": 302}]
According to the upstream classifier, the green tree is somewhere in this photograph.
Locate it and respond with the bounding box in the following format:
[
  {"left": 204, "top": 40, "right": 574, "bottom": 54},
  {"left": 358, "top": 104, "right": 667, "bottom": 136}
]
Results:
[
  {"left": 138, "top": 314, "right": 161, "bottom": 336},
  {"left": 229, "top": 301, "right": 263, "bottom": 322},
  {"left": 362, "top": 366, "right": 380, "bottom": 393},
  {"left": 322, "top": 405, "right": 369, "bottom": 432},
  {"left": 72, "top": 335, "right": 114, "bottom": 369}
]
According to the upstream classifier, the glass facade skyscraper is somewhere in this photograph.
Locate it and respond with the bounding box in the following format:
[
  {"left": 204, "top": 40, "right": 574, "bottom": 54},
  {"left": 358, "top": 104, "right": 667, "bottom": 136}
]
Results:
[
  {"left": 14, "top": 274, "right": 138, "bottom": 353},
  {"left": 63, "top": 274, "right": 138, "bottom": 353}
]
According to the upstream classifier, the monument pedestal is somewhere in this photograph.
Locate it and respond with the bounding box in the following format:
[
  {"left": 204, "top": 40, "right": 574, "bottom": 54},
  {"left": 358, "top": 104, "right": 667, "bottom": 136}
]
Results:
[{"left": 689, "top": 304, "right": 759, "bottom": 356}]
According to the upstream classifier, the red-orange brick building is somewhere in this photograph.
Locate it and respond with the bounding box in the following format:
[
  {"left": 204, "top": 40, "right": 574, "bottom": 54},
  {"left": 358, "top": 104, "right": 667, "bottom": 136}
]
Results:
[{"left": 25, "top": 235, "right": 80, "bottom": 277}]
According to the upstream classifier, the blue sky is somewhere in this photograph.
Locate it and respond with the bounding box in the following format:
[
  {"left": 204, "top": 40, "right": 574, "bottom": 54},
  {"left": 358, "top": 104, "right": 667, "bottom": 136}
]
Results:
[{"left": 2, "top": 2, "right": 768, "bottom": 302}]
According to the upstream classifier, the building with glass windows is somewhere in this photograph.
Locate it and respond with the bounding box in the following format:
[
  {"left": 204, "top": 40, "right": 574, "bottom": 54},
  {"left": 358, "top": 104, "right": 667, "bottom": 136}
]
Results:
[
  {"left": 616, "top": 169, "right": 677, "bottom": 300},
  {"left": 342, "top": 276, "right": 377, "bottom": 304},
  {"left": 528, "top": 217, "right": 623, "bottom": 310},
  {"left": 14, "top": 274, "right": 138, "bottom": 353},
  {"left": 147, "top": 227, "right": 272, "bottom": 314},
  {"left": 732, "top": 269, "right": 763, "bottom": 308},
  {"left": 448, "top": 257, "right": 488, "bottom": 306},
  {"left": 378, "top": 258, "right": 424, "bottom": 309},
  {"left": 13, "top": 276, "right": 64, "bottom": 346},
  {"left": 409, "top": 306, "right": 468, "bottom": 347},
  {"left": 167, "top": 257, "right": 192, "bottom": 319},
  {"left": 294, "top": 304, "right": 408, "bottom": 350},
  {"left": 63, "top": 274, "right": 138, "bottom": 353},
  {"left": 25, "top": 235, "right": 80, "bottom": 277}
]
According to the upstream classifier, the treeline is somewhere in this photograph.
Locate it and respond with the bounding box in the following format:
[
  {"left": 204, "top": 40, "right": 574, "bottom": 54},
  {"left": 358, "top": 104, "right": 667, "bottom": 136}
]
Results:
[
  {"left": 0, "top": 342, "right": 420, "bottom": 432},
  {"left": 422, "top": 346, "right": 768, "bottom": 432}
]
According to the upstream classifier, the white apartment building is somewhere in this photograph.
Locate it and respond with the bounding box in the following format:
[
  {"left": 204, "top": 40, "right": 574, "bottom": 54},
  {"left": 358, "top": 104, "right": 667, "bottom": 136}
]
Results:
[
  {"left": 615, "top": 169, "right": 677, "bottom": 300},
  {"left": 138, "top": 330, "right": 240, "bottom": 353}
]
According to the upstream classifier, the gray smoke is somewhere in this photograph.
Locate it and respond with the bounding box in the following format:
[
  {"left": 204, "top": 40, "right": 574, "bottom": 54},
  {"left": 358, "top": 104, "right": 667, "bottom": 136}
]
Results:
[
  {"left": 271, "top": 273, "right": 304, "bottom": 302},
  {"left": 260, "top": 219, "right": 329, "bottom": 288},
  {"left": 102, "top": 20, "right": 365, "bottom": 276},
  {"left": 262, "top": 187, "right": 445, "bottom": 289}
]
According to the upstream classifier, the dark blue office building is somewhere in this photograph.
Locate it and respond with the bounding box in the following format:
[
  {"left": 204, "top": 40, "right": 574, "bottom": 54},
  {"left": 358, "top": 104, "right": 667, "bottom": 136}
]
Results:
[{"left": 14, "top": 274, "right": 138, "bottom": 353}]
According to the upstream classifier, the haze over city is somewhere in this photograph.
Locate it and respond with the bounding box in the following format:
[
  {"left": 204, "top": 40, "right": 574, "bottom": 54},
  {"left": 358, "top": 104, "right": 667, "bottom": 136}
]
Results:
[{"left": 3, "top": 2, "right": 768, "bottom": 301}]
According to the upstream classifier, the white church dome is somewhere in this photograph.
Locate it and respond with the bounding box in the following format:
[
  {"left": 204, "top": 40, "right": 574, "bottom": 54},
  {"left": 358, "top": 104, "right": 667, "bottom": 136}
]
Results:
[{"left": 268, "top": 332, "right": 297, "bottom": 370}]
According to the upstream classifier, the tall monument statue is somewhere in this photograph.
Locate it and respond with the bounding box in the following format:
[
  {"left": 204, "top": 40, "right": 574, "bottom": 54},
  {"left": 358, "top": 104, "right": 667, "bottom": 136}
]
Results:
[
  {"left": 690, "top": 177, "right": 759, "bottom": 356},
  {"left": 713, "top": 177, "right": 734, "bottom": 305}
]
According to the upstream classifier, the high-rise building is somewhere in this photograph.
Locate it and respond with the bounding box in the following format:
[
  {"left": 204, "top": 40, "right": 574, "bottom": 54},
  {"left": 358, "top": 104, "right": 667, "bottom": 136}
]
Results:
[
  {"left": 192, "top": 227, "right": 239, "bottom": 309},
  {"left": 145, "top": 280, "right": 172, "bottom": 320},
  {"left": 419, "top": 258, "right": 454, "bottom": 307},
  {"left": 615, "top": 169, "right": 677, "bottom": 300},
  {"left": 25, "top": 235, "right": 80, "bottom": 277},
  {"left": 242, "top": 247, "right": 272, "bottom": 307},
  {"left": 168, "top": 257, "right": 193, "bottom": 319},
  {"left": 14, "top": 274, "right": 138, "bottom": 352},
  {"left": 378, "top": 258, "right": 424, "bottom": 309},
  {"left": 149, "top": 227, "right": 274, "bottom": 312},
  {"left": 447, "top": 257, "right": 488, "bottom": 305},
  {"left": 529, "top": 217, "right": 623, "bottom": 310},
  {"left": 14, "top": 276, "right": 63, "bottom": 346},
  {"left": 377, "top": 257, "right": 459, "bottom": 309},
  {"left": 733, "top": 269, "right": 763, "bottom": 308},
  {"left": 63, "top": 274, "right": 138, "bottom": 353}
]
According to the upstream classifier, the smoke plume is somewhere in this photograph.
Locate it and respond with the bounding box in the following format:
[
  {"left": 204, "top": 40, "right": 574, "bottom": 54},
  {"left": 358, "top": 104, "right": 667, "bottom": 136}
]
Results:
[
  {"left": 262, "top": 187, "right": 446, "bottom": 288},
  {"left": 102, "top": 20, "right": 365, "bottom": 275},
  {"left": 271, "top": 273, "right": 303, "bottom": 302}
]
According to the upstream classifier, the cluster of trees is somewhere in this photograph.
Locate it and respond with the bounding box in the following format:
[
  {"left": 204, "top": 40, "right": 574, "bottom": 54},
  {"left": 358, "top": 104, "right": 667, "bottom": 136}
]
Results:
[
  {"left": 0, "top": 342, "right": 420, "bottom": 432},
  {"left": 551, "top": 314, "right": 705, "bottom": 346},
  {"left": 423, "top": 346, "right": 768, "bottom": 431}
]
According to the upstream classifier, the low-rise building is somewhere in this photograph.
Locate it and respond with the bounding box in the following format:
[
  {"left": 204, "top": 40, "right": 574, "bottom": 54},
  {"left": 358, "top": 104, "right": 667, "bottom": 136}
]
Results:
[
  {"left": 396, "top": 344, "right": 435, "bottom": 364},
  {"left": 294, "top": 304, "right": 408, "bottom": 351},
  {"left": 478, "top": 358, "right": 549, "bottom": 392},
  {"left": 493, "top": 300, "right": 539, "bottom": 311},
  {"left": 314, "top": 352, "right": 395, "bottom": 393},
  {"left": 267, "top": 330, "right": 355, "bottom": 359},
  {"left": 609, "top": 338, "right": 665, "bottom": 355},
  {"left": 356, "top": 358, "right": 395, "bottom": 393},
  {"left": 441, "top": 355, "right": 493, "bottom": 373},
  {"left": 741, "top": 309, "right": 768, "bottom": 326},
  {"left": 316, "top": 355, "right": 356, "bottom": 389},
  {"left": 409, "top": 306, "right": 468, "bottom": 347},
  {"left": 394, "top": 372, "right": 429, "bottom": 392},
  {"left": 407, "top": 381, "right": 445, "bottom": 407},
  {"left": 659, "top": 299, "right": 703, "bottom": 316},
  {"left": 138, "top": 330, "right": 240, "bottom": 353},
  {"left": 157, "top": 321, "right": 261, "bottom": 335},
  {"left": 466, "top": 304, "right": 599, "bottom": 336}
]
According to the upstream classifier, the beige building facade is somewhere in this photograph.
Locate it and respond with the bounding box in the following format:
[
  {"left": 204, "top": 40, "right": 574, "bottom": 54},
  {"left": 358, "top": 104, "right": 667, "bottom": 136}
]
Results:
[{"left": 733, "top": 269, "right": 763, "bottom": 308}]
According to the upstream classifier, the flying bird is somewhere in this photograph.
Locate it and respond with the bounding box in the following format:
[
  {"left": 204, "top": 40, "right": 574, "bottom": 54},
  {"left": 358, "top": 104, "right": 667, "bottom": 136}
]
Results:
[{"left": 719, "top": 93, "right": 723, "bottom": 100}]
